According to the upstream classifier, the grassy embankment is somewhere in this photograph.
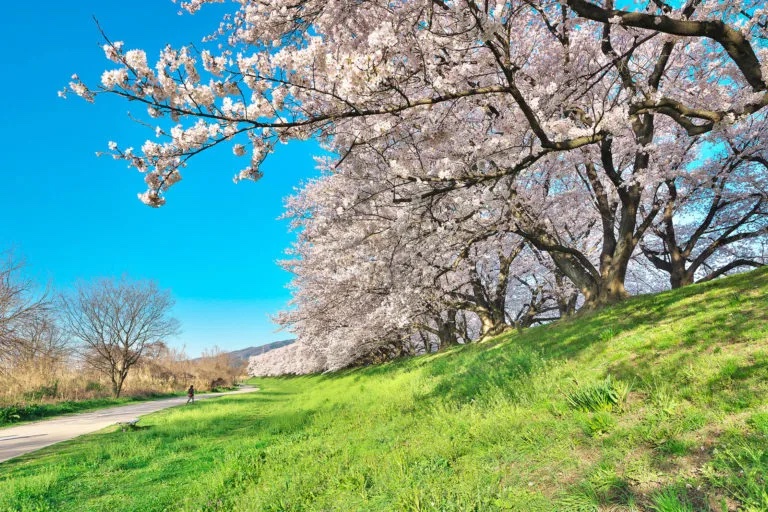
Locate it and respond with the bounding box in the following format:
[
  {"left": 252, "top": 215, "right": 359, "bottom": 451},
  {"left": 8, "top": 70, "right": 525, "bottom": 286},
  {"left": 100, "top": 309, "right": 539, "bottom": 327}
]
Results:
[{"left": 1, "top": 269, "right": 767, "bottom": 511}]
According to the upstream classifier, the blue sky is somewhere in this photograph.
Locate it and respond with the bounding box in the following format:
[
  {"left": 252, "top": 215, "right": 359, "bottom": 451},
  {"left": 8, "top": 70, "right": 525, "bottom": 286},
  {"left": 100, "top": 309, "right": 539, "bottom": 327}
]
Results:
[{"left": 0, "top": 1, "right": 318, "bottom": 356}]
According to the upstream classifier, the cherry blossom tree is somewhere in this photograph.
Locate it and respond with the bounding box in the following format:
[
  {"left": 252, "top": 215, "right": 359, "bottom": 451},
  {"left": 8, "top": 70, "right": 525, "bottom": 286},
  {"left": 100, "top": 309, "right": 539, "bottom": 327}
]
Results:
[
  {"left": 248, "top": 342, "right": 325, "bottom": 377},
  {"left": 274, "top": 174, "right": 449, "bottom": 370},
  {"left": 69, "top": 0, "right": 768, "bottom": 309},
  {"left": 270, "top": 155, "right": 591, "bottom": 371},
  {"left": 641, "top": 118, "right": 768, "bottom": 287},
  {"left": 431, "top": 238, "right": 573, "bottom": 337}
]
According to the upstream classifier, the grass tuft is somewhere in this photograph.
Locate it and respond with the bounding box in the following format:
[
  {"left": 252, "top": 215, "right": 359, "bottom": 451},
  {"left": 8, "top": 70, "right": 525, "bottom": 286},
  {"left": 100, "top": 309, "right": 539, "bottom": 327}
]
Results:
[
  {"left": 649, "top": 487, "right": 694, "bottom": 512},
  {"left": 566, "top": 375, "right": 630, "bottom": 412}
]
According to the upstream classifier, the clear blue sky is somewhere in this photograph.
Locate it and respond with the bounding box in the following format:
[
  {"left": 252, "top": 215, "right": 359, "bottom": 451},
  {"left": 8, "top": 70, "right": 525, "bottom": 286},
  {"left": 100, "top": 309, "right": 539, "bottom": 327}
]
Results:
[{"left": 0, "top": 2, "right": 318, "bottom": 356}]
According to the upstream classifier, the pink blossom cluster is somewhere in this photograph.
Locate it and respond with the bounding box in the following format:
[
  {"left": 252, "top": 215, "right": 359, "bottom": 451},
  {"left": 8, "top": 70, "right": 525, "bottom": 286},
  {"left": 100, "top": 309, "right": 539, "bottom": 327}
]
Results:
[{"left": 70, "top": 0, "right": 768, "bottom": 373}]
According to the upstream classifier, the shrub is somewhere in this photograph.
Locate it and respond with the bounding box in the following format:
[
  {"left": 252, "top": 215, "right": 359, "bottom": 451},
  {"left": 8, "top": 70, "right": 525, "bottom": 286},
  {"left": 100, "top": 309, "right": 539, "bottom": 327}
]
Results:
[
  {"left": 0, "top": 403, "right": 45, "bottom": 425},
  {"left": 85, "top": 381, "right": 104, "bottom": 392},
  {"left": 22, "top": 381, "right": 59, "bottom": 401}
]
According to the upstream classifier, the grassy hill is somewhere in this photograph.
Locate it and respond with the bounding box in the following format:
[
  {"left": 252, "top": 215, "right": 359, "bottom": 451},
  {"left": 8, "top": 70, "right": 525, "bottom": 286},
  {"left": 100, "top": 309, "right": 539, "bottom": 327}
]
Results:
[{"left": 1, "top": 269, "right": 767, "bottom": 511}]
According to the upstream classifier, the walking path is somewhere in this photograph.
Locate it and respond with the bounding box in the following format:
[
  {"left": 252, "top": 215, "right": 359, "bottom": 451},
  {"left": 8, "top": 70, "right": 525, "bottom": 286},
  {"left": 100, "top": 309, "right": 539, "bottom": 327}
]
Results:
[{"left": 0, "top": 386, "right": 259, "bottom": 464}]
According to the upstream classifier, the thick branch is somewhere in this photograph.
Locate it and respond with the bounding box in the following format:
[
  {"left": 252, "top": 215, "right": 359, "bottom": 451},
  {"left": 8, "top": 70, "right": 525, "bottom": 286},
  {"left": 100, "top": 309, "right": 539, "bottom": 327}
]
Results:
[
  {"left": 698, "top": 259, "right": 765, "bottom": 283},
  {"left": 566, "top": 0, "right": 767, "bottom": 91}
]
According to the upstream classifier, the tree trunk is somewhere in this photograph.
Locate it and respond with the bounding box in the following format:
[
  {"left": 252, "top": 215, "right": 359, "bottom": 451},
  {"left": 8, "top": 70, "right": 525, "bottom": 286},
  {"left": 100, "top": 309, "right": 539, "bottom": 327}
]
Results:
[
  {"left": 112, "top": 369, "right": 128, "bottom": 398},
  {"left": 436, "top": 309, "right": 459, "bottom": 349},
  {"left": 476, "top": 308, "right": 507, "bottom": 339},
  {"left": 584, "top": 273, "right": 629, "bottom": 308},
  {"left": 669, "top": 262, "right": 694, "bottom": 289},
  {"left": 511, "top": 141, "right": 655, "bottom": 310},
  {"left": 545, "top": 248, "right": 631, "bottom": 309},
  {"left": 111, "top": 378, "right": 121, "bottom": 398},
  {"left": 554, "top": 271, "right": 578, "bottom": 317}
]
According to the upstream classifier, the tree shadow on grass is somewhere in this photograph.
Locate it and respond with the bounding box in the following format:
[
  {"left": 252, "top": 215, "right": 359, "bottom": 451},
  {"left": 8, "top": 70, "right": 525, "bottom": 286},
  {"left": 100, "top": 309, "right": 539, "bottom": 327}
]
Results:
[
  {"left": 416, "top": 343, "right": 546, "bottom": 405},
  {"left": 299, "top": 270, "right": 766, "bottom": 412},
  {"left": 526, "top": 269, "right": 767, "bottom": 372},
  {"left": 401, "top": 268, "right": 768, "bottom": 409}
]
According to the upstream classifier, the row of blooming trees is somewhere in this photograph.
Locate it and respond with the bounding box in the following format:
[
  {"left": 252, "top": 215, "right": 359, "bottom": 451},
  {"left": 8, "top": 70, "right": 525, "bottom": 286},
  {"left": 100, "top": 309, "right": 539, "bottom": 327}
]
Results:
[
  {"left": 249, "top": 132, "right": 766, "bottom": 374},
  {"left": 71, "top": 0, "right": 768, "bottom": 373}
]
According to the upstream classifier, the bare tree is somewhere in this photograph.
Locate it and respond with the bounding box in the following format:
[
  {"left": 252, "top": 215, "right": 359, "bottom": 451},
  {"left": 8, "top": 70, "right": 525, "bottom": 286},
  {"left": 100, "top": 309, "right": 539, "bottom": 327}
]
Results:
[
  {"left": 60, "top": 277, "right": 180, "bottom": 397},
  {"left": 9, "top": 313, "right": 69, "bottom": 370},
  {"left": 0, "top": 252, "right": 50, "bottom": 373}
]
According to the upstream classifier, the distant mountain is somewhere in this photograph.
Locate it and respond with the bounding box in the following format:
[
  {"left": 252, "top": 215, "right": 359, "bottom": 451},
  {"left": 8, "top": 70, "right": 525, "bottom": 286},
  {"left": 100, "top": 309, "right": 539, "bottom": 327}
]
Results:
[{"left": 226, "top": 339, "right": 295, "bottom": 363}]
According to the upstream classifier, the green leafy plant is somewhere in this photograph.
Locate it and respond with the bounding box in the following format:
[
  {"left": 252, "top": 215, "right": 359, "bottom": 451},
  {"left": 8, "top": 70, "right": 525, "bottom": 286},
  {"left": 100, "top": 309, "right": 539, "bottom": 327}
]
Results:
[
  {"left": 584, "top": 411, "right": 616, "bottom": 437},
  {"left": 22, "top": 381, "right": 59, "bottom": 401},
  {"left": 85, "top": 381, "right": 104, "bottom": 392},
  {"left": 599, "top": 328, "right": 617, "bottom": 342},
  {"left": 566, "top": 375, "right": 630, "bottom": 412},
  {"left": 0, "top": 403, "right": 44, "bottom": 425}
]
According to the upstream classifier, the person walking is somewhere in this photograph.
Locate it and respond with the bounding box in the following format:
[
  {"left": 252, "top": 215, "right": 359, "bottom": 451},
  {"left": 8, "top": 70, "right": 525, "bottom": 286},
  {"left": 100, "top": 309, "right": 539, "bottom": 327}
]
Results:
[{"left": 186, "top": 385, "right": 195, "bottom": 404}]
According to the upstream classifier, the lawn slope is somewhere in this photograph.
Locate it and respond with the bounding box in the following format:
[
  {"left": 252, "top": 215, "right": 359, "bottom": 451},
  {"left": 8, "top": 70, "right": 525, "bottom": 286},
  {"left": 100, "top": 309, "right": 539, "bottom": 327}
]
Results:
[{"left": 1, "top": 269, "right": 767, "bottom": 511}]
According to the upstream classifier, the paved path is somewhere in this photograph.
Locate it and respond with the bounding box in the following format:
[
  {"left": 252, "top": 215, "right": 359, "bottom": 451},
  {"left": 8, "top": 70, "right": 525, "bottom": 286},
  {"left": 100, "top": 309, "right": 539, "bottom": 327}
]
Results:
[{"left": 0, "top": 386, "right": 259, "bottom": 464}]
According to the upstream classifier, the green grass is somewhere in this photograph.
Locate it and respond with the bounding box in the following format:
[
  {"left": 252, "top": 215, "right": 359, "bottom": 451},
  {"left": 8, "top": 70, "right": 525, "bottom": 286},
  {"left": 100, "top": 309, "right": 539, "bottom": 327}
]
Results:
[
  {"left": 0, "top": 393, "right": 184, "bottom": 427},
  {"left": 1, "top": 269, "right": 767, "bottom": 511}
]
